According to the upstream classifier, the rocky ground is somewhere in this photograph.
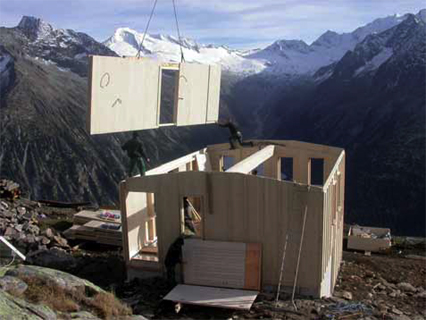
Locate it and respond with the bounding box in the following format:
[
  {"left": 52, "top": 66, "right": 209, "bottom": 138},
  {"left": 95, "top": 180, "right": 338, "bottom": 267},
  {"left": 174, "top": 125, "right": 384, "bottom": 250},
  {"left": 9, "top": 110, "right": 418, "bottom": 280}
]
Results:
[{"left": 0, "top": 180, "right": 425, "bottom": 319}]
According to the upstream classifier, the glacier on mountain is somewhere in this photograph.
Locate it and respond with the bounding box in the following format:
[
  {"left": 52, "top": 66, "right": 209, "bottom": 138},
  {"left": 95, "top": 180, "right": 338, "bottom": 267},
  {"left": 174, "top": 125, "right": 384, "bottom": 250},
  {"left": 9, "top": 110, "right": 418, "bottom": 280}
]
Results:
[{"left": 104, "top": 12, "right": 415, "bottom": 76}]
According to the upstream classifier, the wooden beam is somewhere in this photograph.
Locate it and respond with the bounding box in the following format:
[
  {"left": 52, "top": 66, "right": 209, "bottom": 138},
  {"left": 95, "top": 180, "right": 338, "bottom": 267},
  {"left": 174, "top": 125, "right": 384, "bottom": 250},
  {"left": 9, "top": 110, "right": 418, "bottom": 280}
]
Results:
[
  {"left": 146, "top": 149, "right": 206, "bottom": 176},
  {"left": 226, "top": 145, "right": 275, "bottom": 174}
]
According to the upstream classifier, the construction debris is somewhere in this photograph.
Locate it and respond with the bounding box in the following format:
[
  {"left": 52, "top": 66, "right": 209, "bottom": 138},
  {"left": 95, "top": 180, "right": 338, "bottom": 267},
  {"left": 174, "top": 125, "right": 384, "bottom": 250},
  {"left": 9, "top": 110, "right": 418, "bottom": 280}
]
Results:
[{"left": 348, "top": 225, "right": 392, "bottom": 253}]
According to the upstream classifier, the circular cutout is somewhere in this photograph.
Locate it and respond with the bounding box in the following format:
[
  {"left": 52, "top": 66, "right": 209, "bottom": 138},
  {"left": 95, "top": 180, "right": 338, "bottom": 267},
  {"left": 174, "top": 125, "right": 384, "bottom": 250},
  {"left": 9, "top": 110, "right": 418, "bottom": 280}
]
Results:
[{"left": 100, "top": 73, "right": 110, "bottom": 88}]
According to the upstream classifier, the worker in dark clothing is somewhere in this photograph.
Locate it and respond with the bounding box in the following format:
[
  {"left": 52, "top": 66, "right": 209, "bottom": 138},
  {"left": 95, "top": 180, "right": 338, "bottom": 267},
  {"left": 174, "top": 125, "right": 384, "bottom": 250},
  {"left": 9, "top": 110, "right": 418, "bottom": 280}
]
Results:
[
  {"left": 217, "top": 119, "right": 254, "bottom": 149},
  {"left": 165, "top": 237, "right": 184, "bottom": 287},
  {"left": 122, "top": 131, "right": 150, "bottom": 177}
]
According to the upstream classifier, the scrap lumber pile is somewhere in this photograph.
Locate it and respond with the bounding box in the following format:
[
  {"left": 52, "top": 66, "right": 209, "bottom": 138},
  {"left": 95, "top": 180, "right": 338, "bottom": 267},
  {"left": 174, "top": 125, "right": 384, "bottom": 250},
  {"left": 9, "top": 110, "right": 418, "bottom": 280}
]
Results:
[
  {"left": 348, "top": 225, "right": 392, "bottom": 253},
  {"left": 63, "top": 210, "right": 122, "bottom": 246}
]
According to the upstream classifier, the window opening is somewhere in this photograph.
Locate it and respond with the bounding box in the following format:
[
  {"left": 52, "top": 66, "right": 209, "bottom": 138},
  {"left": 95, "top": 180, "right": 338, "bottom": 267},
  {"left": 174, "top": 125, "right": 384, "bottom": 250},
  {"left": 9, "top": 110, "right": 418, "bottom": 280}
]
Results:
[
  {"left": 281, "top": 157, "right": 294, "bottom": 181},
  {"left": 221, "top": 156, "right": 234, "bottom": 171},
  {"left": 310, "top": 158, "right": 324, "bottom": 186},
  {"left": 159, "top": 69, "right": 178, "bottom": 125},
  {"left": 181, "top": 196, "right": 203, "bottom": 238},
  {"left": 252, "top": 163, "right": 265, "bottom": 176}
]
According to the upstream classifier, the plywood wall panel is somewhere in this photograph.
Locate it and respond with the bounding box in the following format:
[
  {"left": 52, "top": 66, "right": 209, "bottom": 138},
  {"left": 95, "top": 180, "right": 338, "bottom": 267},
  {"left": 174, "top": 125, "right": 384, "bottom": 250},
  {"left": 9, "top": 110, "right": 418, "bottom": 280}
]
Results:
[
  {"left": 89, "top": 56, "right": 160, "bottom": 134},
  {"left": 206, "top": 65, "right": 221, "bottom": 123},
  {"left": 228, "top": 174, "right": 246, "bottom": 242},
  {"left": 177, "top": 63, "right": 210, "bottom": 126}
]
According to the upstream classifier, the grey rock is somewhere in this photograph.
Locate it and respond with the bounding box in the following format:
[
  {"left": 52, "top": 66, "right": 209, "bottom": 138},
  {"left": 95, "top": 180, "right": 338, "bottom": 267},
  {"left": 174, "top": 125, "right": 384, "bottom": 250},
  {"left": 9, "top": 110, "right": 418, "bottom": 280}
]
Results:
[
  {"left": 416, "top": 291, "right": 426, "bottom": 299},
  {"left": 0, "top": 289, "right": 57, "bottom": 320},
  {"left": 68, "top": 311, "right": 101, "bottom": 319},
  {"left": 25, "top": 248, "right": 77, "bottom": 271},
  {"left": 27, "top": 224, "right": 40, "bottom": 235},
  {"left": 387, "top": 315, "right": 411, "bottom": 320},
  {"left": 0, "top": 276, "right": 28, "bottom": 295},
  {"left": 342, "top": 291, "right": 353, "bottom": 300},
  {"left": 6, "top": 265, "right": 103, "bottom": 294},
  {"left": 391, "top": 306, "right": 403, "bottom": 315},
  {"left": 397, "top": 282, "right": 417, "bottom": 292},
  {"left": 44, "top": 228, "right": 54, "bottom": 238}
]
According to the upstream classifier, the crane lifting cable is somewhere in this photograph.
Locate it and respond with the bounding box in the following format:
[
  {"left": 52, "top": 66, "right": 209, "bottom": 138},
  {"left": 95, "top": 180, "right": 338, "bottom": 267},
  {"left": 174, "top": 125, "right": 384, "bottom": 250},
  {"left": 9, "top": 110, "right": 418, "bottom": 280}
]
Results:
[{"left": 136, "top": 0, "right": 186, "bottom": 62}]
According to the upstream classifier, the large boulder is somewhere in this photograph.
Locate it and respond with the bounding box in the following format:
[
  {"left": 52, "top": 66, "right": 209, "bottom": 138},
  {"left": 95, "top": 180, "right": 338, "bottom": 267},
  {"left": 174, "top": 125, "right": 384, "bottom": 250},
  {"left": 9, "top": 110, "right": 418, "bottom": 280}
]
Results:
[
  {"left": 25, "top": 247, "right": 77, "bottom": 271},
  {"left": 0, "top": 275, "right": 28, "bottom": 295},
  {"left": 0, "top": 290, "right": 57, "bottom": 320},
  {"left": 5, "top": 265, "right": 102, "bottom": 294}
]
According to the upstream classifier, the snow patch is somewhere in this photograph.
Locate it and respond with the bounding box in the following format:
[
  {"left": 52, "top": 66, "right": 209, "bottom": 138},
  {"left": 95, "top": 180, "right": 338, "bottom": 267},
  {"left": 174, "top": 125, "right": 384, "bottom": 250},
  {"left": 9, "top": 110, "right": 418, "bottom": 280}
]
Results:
[{"left": 354, "top": 47, "right": 393, "bottom": 76}]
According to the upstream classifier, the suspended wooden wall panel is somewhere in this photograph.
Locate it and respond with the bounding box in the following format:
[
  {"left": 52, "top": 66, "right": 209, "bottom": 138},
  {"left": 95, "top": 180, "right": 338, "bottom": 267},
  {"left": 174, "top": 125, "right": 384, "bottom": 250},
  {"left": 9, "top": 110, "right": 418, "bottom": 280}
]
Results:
[
  {"left": 88, "top": 56, "right": 161, "bottom": 134},
  {"left": 88, "top": 57, "right": 221, "bottom": 134}
]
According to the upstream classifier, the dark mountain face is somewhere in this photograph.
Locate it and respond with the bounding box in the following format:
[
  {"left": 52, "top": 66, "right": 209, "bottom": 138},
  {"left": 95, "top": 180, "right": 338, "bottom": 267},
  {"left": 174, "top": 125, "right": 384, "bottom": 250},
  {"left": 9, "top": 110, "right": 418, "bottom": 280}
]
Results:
[
  {"left": 0, "top": 18, "right": 228, "bottom": 204},
  {"left": 15, "top": 16, "right": 117, "bottom": 77},
  {"left": 267, "top": 15, "right": 426, "bottom": 236}
]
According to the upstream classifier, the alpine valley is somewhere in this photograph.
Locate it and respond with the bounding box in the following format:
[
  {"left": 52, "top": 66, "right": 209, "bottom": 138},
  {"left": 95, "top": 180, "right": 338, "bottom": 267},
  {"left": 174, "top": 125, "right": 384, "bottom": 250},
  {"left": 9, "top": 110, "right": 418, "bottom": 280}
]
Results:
[{"left": 1, "top": 10, "right": 424, "bottom": 235}]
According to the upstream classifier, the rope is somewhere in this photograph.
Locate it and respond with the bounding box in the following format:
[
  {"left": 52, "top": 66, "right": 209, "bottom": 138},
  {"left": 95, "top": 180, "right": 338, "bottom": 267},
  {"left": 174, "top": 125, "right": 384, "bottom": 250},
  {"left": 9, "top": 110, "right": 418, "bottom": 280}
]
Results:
[
  {"left": 136, "top": 0, "right": 159, "bottom": 58},
  {"left": 172, "top": 0, "right": 185, "bottom": 62},
  {"left": 273, "top": 234, "right": 289, "bottom": 319},
  {"left": 291, "top": 205, "right": 308, "bottom": 310}
]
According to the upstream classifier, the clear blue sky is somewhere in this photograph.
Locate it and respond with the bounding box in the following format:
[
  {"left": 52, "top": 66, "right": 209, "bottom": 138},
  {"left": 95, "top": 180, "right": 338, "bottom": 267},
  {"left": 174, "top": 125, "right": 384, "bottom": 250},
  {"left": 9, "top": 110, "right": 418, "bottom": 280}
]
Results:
[{"left": 1, "top": 0, "right": 424, "bottom": 49}]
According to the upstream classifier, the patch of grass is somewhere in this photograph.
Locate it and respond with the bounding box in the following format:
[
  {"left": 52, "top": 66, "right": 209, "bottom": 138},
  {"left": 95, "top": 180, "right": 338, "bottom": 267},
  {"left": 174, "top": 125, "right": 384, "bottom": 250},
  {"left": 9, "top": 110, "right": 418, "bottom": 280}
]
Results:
[
  {"left": 90, "top": 291, "right": 132, "bottom": 319},
  {"left": 22, "top": 276, "right": 79, "bottom": 313},
  {"left": 16, "top": 276, "right": 132, "bottom": 319},
  {"left": 37, "top": 218, "right": 73, "bottom": 232}
]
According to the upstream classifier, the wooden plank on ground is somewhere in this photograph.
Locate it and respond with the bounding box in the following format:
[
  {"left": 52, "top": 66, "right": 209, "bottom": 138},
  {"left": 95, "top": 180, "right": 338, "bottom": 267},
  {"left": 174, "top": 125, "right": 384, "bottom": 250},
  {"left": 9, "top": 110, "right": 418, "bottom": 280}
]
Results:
[{"left": 163, "top": 284, "right": 258, "bottom": 310}]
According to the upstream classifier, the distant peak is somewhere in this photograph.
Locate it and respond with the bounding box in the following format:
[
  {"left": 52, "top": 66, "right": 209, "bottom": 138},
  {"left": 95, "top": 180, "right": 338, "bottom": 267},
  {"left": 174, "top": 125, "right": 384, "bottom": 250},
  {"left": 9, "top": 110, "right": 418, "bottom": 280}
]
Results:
[
  {"left": 17, "top": 16, "right": 54, "bottom": 40},
  {"left": 417, "top": 8, "right": 426, "bottom": 23}
]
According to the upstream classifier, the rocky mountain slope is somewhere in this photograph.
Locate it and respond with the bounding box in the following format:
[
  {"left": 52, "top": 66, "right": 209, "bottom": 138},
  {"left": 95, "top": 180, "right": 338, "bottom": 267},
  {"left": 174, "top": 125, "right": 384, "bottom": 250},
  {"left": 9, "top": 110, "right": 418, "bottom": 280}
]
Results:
[
  {"left": 267, "top": 14, "right": 426, "bottom": 236},
  {"left": 0, "top": 17, "right": 227, "bottom": 204}
]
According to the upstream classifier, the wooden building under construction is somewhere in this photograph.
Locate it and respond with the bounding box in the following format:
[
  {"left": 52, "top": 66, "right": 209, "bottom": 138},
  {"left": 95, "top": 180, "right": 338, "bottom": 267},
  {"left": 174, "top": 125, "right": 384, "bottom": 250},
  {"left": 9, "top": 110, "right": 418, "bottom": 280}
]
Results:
[{"left": 120, "top": 140, "right": 345, "bottom": 298}]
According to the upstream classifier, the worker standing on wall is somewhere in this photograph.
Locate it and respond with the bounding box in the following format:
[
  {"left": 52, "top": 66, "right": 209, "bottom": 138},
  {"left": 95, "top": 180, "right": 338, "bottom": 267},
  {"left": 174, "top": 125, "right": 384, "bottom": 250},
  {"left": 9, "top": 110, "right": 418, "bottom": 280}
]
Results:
[
  {"left": 122, "top": 131, "right": 150, "bottom": 177},
  {"left": 165, "top": 237, "right": 184, "bottom": 287},
  {"left": 217, "top": 119, "right": 254, "bottom": 149}
]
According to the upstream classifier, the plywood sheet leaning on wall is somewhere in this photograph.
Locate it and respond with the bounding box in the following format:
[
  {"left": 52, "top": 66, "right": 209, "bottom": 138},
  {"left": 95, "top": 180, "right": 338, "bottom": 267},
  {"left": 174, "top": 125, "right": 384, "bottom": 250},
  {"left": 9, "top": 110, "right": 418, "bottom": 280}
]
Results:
[
  {"left": 88, "top": 56, "right": 161, "bottom": 134},
  {"left": 182, "top": 239, "right": 261, "bottom": 290}
]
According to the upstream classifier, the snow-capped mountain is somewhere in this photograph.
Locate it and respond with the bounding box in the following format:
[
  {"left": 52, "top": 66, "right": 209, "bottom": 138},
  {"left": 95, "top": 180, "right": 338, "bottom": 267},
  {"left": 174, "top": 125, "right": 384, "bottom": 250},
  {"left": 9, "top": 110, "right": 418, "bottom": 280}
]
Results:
[
  {"left": 247, "top": 11, "right": 422, "bottom": 74},
  {"left": 105, "top": 11, "right": 422, "bottom": 76},
  {"left": 314, "top": 12, "right": 426, "bottom": 82},
  {"left": 104, "top": 27, "right": 266, "bottom": 75}
]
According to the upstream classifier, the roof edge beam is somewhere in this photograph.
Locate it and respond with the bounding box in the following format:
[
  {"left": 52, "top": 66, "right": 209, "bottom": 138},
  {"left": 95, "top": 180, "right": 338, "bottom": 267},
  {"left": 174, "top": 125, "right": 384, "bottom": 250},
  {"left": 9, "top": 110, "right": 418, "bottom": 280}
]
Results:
[{"left": 226, "top": 145, "right": 275, "bottom": 174}]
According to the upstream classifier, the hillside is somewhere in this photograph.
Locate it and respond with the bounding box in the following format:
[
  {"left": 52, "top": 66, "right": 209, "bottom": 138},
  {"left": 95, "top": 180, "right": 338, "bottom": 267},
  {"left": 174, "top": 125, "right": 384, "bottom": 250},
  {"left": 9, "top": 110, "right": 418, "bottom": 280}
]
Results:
[
  {"left": 268, "top": 14, "right": 426, "bottom": 236},
  {"left": 0, "top": 17, "right": 228, "bottom": 204}
]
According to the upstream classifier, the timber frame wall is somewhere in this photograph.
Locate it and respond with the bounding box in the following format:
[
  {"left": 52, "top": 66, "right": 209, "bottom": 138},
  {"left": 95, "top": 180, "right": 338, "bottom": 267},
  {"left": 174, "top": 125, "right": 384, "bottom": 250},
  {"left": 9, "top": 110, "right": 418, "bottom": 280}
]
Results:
[{"left": 120, "top": 140, "right": 345, "bottom": 297}]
